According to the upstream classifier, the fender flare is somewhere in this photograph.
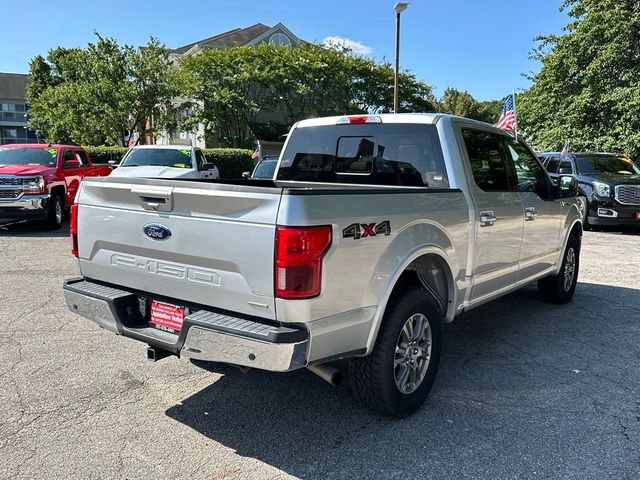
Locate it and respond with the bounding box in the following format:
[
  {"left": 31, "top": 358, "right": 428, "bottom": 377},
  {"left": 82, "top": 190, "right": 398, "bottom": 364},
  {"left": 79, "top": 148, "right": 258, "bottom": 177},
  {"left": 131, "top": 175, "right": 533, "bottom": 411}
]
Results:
[{"left": 364, "top": 245, "right": 457, "bottom": 355}]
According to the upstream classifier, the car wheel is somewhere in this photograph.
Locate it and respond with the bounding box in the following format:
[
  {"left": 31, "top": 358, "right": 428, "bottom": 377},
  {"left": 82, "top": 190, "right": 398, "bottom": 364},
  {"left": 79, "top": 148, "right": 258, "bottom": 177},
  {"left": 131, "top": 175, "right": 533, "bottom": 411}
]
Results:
[
  {"left": 577, "top": 196, "right": 590, "bottom": 229},
  {"left": 45, "top": 194, "right": 64, "bottom": 230},
  {"left": 349, "top": 288, "right": 442, "bottom": 418},
  {"left": 538, "top": 234, "right": 580, "bottom": 304}
]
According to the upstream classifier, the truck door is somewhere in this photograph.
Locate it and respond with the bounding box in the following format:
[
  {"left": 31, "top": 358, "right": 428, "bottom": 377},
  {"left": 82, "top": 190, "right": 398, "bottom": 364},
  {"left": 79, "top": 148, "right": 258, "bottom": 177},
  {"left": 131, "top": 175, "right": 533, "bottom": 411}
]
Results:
[
  {"left": 506, "top": 140, "right": 563, "bottom": 281},
  {"left": 460, "top": 128, "right": 524, "bottom": 303},
  {"left": 61, "top": 148, "right": 85, "bottom": 207}
]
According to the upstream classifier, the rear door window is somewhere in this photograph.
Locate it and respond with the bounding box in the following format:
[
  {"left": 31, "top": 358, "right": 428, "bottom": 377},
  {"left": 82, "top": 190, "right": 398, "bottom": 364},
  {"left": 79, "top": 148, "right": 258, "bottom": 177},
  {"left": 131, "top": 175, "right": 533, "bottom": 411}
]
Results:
[
  {"left": 461, "top": 129, "right": 514, "bottom": 192},
  {"left": 277, "top": 124, "right": 449, "bottom": 187}
]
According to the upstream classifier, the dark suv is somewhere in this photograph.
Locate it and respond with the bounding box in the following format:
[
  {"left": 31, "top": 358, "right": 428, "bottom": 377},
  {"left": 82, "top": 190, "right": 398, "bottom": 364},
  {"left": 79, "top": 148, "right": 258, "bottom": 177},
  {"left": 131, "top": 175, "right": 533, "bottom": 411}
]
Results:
[{"left": 539, "top": 152, "right": 640, "bottom": 227}]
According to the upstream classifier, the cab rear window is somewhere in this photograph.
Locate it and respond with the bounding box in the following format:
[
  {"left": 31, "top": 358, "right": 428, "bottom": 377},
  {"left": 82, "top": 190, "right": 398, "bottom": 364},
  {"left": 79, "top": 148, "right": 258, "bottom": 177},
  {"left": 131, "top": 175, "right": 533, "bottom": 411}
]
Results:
[{"left": 277, "top": 124, "right": 449, "bottom": 188}]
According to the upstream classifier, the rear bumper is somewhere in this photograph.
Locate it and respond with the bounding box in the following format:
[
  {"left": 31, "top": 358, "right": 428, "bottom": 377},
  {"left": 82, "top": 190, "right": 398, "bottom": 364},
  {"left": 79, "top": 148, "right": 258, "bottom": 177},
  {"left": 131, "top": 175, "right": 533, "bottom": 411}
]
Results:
[
  {"left": 63, "top": 277, "right": 309, "bottom": 372},
  {"left": 0, "top": 194, "right": 50, "bottom": 219}
]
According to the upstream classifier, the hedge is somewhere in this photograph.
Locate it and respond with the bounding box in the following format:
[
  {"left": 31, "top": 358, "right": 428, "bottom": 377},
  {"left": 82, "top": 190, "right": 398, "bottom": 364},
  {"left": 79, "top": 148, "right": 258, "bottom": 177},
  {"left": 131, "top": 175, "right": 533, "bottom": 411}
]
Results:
[{"left": 83, "top": 146, "right": 253, "bottom": 179}]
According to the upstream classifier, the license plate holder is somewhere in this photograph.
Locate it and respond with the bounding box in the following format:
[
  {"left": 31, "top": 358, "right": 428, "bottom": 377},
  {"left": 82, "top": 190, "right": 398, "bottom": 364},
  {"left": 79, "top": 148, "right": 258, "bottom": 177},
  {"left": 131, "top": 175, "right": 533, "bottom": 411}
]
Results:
[{"left": 149, "top": 300, "right": 184, "bottom": 333}]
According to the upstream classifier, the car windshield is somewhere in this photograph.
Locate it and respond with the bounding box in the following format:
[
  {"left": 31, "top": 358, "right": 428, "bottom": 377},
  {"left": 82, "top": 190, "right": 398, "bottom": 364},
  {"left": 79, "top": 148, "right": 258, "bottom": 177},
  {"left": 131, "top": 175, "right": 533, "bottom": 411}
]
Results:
[
  {"left": 252, "top": 160, "right": 277, "bottom": 179},
  {"left": 576, "top": 155, "right": 640, "bottom": 175},
  {"left": 120, "top": 148, "right": 192, "bottom": 168},
  {"left": 0, "top": 147, "right": 57, "bottom": 167}
]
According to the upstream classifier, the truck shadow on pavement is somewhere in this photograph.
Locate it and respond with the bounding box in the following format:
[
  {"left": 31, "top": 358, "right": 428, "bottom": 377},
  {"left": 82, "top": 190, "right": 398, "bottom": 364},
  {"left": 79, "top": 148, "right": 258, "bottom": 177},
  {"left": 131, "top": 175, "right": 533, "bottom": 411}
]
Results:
[
  {"left": 166, "top": 282, "right": 640, "bottom": 479},
  {"left": 0, "top": 221, "right": 69, "bottom": 238}
]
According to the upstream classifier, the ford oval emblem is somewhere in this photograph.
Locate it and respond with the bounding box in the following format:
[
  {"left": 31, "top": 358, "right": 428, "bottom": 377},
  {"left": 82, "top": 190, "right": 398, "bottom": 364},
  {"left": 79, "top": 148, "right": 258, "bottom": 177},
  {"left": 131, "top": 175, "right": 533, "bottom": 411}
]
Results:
[{"left": 143, "top": 224, "right": 172, "bottom": 241}]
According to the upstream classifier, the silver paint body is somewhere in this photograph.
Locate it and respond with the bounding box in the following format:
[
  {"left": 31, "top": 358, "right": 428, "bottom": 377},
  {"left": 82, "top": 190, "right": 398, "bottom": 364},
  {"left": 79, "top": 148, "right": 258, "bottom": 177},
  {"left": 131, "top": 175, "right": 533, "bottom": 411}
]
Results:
[{"left": 71, "top": 114, "right": 581, "bottom": 367}]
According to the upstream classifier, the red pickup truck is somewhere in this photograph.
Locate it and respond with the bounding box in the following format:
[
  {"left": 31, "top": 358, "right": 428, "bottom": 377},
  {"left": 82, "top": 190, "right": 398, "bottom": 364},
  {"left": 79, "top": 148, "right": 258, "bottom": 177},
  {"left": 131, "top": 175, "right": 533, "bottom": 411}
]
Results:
[{"left": 0, "top": 144, "right": 112, "bottom": 229}]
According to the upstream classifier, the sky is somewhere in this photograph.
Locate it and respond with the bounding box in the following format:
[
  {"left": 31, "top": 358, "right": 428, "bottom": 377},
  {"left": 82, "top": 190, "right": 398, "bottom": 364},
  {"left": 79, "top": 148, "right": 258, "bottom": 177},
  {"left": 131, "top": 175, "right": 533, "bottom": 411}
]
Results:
[{"left": 0, "top": 0, "right": 569, "bottom": 101}]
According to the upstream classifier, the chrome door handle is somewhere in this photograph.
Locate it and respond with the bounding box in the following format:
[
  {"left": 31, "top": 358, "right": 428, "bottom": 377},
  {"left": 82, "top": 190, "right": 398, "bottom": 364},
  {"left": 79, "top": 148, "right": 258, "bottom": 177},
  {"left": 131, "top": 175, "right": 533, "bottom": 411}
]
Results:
[
  {"left": 479, "top": 211, "right": 496, "bottom": 227},
  {"left": 525, "top": 207, "right": 537, "bottom": 221}
]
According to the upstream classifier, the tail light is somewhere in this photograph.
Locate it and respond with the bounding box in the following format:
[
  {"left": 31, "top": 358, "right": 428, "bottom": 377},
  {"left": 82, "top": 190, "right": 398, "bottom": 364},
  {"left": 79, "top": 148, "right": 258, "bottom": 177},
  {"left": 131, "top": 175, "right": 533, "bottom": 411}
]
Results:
[
  {"left": 70, "top": 203, "right": 78, "bottom": 257},
  {"left": 275, "top": 225, "right": 332, "bottom": 299}
]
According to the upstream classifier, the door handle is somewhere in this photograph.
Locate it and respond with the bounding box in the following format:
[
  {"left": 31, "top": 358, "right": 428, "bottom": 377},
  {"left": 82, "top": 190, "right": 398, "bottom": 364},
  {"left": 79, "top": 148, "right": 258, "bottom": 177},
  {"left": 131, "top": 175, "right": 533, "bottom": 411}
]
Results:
[
  {"left": 525, "top": 207, "right": 537, "bottom": 221},
  {"left": 479, "top": 211, "right": 496, "bottom": 227}
]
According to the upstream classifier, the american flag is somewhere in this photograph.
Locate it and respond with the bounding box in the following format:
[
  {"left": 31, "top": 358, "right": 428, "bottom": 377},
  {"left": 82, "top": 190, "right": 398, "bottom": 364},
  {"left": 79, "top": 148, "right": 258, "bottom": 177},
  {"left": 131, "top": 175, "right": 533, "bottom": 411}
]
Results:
[
  {"left": 495, "top": 94, "right": 516, "bottom": 131},
  {"left": 251, "top": 144, "right": 261, "bottom": 160}
]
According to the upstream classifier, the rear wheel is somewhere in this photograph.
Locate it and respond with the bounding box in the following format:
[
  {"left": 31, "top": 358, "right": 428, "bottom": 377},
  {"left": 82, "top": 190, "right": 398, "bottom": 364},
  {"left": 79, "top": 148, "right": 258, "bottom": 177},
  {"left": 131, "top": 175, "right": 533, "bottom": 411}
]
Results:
[
  {"left": 538, "top": 234, "right": 580, "bottom": 304},
  {"left": 44, "top": 193, "right": 64, "bottom": 230},
  {"left": 349, "top": 288, "right": 442, "bottom": 418}
]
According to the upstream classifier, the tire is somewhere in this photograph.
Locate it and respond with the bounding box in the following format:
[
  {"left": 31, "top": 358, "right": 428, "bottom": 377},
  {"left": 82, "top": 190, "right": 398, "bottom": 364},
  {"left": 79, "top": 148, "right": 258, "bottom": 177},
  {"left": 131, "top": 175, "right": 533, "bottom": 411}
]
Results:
[
  {"left": 349, "top": 288, "right": 442, "bottom": 418},
  {"left": 44, "top": 193, "right": 64, "bottom": 230},
  {"left": 538, "top": 234, "right": 580, "bottom": 304},
  {"left": 577, "top": 196, "right": 590, "bottom": 229}
]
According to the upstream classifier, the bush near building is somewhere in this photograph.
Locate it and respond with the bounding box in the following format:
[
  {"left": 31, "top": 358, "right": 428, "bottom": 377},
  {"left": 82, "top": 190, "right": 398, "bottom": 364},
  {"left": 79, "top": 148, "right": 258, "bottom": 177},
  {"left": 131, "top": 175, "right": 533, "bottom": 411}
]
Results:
[{"left": 84, "top": 146, "right": 253, "bottom": 178}]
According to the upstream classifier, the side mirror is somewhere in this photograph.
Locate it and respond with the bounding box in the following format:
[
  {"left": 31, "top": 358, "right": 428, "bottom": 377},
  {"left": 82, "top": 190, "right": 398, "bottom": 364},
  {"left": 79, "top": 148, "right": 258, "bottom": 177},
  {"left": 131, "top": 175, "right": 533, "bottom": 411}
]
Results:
[
  {"left": 201, "top": 163, "right": 217, "bottom": 171},
  {"left": 64, "top": 159, "right": 81, "bottom": 168},
  {"left": 108, "top": 160, "right": 119, "bottom": 168},
  {"left": 557, "top": 175, "right": 578, "bottom": 199},
  {"left": 242, "top": 171, "right": 251, "bottom": 179},
  {"left": 558, "top": 167, "right": 572, "bottom": 175}
]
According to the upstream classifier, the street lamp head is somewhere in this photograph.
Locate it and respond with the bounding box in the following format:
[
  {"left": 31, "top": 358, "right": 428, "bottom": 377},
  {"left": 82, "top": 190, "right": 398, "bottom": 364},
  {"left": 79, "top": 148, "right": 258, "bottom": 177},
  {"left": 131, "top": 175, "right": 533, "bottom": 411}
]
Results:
[{"left": 394, "top": 2, "right": 409, "bottom": 13}]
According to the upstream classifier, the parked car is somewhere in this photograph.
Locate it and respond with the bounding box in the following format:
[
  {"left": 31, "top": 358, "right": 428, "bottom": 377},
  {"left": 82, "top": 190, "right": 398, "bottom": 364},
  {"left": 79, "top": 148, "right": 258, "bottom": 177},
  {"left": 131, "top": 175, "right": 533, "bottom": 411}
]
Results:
[
  {"left": 242, "top": 158, "right": 278, "bottom": 179},
  {"left": 110, "top": 145, "right": 219, "bottom": 180},
  {"left": 63, "top": 114, "right": 582, "bottom": 417},
  {"left": 539, "top": 151, "right": 640, "bottom": 227},
  {"left": 0, "top": 144, "right": 112, "bottom": 229}
]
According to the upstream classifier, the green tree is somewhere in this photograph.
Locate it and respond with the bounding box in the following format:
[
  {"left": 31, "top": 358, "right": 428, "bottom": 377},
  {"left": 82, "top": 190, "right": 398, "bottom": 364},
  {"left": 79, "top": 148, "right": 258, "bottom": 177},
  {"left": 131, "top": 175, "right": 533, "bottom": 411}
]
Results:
[
  {"left": 27, "top": 34, "right": 178, "bottom": 145},
  {"left": 179, "top": 43, "right": 437, "bottom": 148},
  {"left": 518, "top": 0, "right": 640, "bottom": 156},
  {"left": 437, "top": 88, "right": 502, "bottom": 124}
]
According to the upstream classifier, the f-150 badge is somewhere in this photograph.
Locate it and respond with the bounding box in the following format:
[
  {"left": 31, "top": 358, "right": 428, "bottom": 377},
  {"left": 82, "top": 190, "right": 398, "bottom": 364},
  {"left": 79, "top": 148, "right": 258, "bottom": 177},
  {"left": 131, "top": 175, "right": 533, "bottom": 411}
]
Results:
[{"left": 343, "top": 221, "right": 391, "bottom": 239}]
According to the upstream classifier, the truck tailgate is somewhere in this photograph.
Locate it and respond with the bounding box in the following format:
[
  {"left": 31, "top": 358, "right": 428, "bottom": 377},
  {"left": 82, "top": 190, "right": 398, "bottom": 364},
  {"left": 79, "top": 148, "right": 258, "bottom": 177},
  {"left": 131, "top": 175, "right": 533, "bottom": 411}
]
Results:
[{"left": 76, "top": 178, "right": 282, "bottom": 319}]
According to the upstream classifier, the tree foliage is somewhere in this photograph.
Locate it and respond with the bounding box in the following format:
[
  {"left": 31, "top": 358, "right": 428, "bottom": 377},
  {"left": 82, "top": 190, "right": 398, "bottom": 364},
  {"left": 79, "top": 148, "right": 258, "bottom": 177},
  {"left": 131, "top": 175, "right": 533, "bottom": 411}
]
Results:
[
  {"left": 518, "top": 0, "right": 640, "bottom": 156},
  {"left": 27, "top": 34, "right": 178, "bottom": 145},
  {"left": 178, "top": 43, "right": 437, "bottom": 148},
  {"left": 437, "top": 88, "right": 502, "bottom": 123}
]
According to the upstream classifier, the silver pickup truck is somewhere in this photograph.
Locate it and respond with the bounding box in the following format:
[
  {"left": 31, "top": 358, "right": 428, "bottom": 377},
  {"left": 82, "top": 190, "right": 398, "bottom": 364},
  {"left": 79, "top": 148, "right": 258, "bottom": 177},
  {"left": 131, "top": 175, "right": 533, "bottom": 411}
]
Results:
[{"left": 63, "top": 114, "right": 582, "bottom": 417}]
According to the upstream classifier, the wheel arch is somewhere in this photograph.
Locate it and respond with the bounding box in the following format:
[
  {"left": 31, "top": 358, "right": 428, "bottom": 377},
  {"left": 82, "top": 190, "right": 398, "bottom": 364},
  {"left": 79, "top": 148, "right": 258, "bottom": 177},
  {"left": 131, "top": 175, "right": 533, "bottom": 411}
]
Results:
[{"left": 365, "top": 247, "right": 457, "bottom": 355}]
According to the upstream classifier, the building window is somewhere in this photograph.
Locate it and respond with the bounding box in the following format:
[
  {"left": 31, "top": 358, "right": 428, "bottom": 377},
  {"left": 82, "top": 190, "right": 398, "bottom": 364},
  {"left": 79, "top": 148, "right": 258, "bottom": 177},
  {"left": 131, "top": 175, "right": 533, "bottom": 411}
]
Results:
[{"left": 268, "top": 33, "right": 292, "bottom": 47}]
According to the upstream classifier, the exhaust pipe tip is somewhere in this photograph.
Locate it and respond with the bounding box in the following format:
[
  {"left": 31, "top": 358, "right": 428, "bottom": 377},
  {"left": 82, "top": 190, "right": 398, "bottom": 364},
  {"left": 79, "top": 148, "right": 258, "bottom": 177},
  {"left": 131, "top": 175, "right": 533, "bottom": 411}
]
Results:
[{"left": 307, "top": 363, "right": 343, "bottom": 386}]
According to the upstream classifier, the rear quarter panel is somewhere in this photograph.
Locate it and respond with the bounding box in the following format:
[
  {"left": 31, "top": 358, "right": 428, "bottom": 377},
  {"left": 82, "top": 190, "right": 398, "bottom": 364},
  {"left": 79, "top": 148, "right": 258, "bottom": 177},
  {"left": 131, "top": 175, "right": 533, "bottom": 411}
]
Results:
[{"left": 276, "top": 188, "right": 469, "bottom": 362}]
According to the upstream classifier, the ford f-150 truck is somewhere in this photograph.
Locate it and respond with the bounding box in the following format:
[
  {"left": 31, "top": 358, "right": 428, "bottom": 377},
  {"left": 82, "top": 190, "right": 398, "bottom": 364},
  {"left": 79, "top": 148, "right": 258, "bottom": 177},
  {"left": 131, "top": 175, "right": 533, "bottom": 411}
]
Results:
[
  {"left": 63, "top": 114, "right": 582, "bottom": 417},
  {"left": 0, "top": 144, "right": 112, "bottom": 229}
]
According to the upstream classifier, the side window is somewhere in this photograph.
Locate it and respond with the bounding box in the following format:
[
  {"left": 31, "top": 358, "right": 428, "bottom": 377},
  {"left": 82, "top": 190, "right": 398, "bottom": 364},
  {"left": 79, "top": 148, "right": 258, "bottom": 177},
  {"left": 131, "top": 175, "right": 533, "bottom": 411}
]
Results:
[
  {"left": 506, "top": 141, "right": 550, "bottom": 199},
  {"left": 462, "top": 129, "right": 513, "bottom": 192},
  {"left": 195, "top": 150, "right": 205, "bottom": 170},
  {"left": 74, "top": 150, "right": 88, "bottom": 166},
  {"left": 558, "top": 159, "right": 573, "bottom": 174},
  {"left": 62, "top": 149, "right": 77, "bottom": 169},
  {"left": 545, "top": 156, "right": 561, "bottom": 174}
]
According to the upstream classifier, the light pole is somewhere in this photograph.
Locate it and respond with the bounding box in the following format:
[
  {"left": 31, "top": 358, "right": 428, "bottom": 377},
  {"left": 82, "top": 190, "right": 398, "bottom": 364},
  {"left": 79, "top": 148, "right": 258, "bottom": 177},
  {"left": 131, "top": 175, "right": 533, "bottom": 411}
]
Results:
[{"left": 393, "top": 2, "right": 409, "bottom": 113}]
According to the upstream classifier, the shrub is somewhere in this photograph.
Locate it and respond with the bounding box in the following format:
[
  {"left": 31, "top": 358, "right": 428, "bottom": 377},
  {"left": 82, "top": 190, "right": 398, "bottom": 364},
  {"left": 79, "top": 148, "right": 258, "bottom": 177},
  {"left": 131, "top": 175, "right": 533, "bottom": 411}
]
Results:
[
  {"left": 83, "top": 146, "right": 254, "bottom": 178},
  {"left": 203, "top": 148, "right": 253, "bottom": 178},
  {"left": 84, "top": 146, "right": 128, "bottom": 165}
]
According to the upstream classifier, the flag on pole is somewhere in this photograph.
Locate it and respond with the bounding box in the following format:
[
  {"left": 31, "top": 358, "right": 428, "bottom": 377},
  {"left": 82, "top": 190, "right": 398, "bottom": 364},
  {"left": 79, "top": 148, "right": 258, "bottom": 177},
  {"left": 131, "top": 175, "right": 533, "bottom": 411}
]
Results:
[
  {"left": 495, "top": 94, "right": 516, "bottom": 131},
  {"left": 251, "top": 143, "right": 261, "bottom": 160},
  {"left": 561, "top": 140, "right": 569, "bottom": 157},
  {"left": 127, "top": 132, "right": 138, "bottom": 147}
]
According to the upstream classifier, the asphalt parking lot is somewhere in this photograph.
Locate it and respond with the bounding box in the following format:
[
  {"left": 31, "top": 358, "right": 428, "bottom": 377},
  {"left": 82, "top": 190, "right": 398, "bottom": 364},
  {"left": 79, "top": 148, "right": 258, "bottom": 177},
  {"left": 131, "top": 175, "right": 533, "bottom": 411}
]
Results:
[{"left": 0, "top": 222, "right": 639, "bottom": 480}]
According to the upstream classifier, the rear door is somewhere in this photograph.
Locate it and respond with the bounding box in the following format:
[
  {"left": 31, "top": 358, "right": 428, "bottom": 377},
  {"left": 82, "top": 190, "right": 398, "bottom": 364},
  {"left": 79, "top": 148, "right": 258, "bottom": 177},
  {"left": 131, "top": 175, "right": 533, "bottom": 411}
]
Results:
[
  {"left": 76, "top": 178, "right": 282, "bottom": 319},
  {"left": 62, "top": 148, "right": 85, "bottom": 206},
  {"left": 459, "top": 127, "right": 524, "bottom": 303}
]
